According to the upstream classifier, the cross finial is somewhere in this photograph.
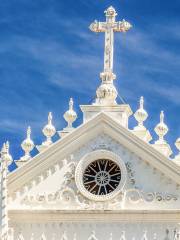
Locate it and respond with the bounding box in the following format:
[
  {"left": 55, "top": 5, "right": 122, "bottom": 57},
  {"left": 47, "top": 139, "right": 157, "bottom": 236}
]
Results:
[{"left": 90, "top": 7, "right": 132, "bottom": 106}]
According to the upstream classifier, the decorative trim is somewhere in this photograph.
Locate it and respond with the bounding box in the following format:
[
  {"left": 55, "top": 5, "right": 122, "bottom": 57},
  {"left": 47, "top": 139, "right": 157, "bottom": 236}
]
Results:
[{"left": 9, "top": 210, "right": 180, "bottom": 223}]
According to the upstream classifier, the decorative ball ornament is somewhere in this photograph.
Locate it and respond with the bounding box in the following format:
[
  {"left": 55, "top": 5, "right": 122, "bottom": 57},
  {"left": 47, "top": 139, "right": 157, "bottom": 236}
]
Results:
[
  {"left": 134, "top": 96, "right": 148, "bottom": 129},
  {"left": 154, "top": 111, "right": 168, "bottom": 143},
  {"left": 21, "top": 126, "right": 34, "bottom": 160},
  {"left": 63, "top": 98, "right": 77, "bottom": 129},
  {"left": 42, "top": 112, "right": 56, "bottom": 145},
  {"left": 96, "top": 83, "right": 117, "bottom": 105}
]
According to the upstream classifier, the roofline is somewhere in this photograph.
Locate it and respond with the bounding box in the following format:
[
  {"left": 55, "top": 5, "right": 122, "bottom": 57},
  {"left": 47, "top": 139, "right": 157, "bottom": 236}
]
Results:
[{"left": 8, "top": 112, "right": 180, "bottom": 194}]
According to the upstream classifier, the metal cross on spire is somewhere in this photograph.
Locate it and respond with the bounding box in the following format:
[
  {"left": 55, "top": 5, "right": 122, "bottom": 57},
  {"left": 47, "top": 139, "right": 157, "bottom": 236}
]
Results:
[{"left": 89, "top": 6, "right": 132, "bottom": 105}]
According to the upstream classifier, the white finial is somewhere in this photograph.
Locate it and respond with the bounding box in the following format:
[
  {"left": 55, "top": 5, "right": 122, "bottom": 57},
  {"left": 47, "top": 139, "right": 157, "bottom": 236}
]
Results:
[
  {"left": 63, "top": 98, "right": 77, "bottom": 129},
  {"left": 154, "top": 111, "right": 168, "bottom": 143},
  {"left": 21, "top": 126, "right": 34, "bottom": 161},
  {"left": 134, "top": 96, "right": 148, "bottom": 129},
  {"left": 42, "top": 112, "right": 56, "bottom": 146},
  {"left": 3, "top": 141, "right": 13, "bottom": 167}
]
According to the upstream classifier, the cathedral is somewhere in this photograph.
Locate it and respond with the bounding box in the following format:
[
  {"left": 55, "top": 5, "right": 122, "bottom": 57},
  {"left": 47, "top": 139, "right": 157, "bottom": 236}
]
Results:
[{"left": 0, "top": 6, "right": 180, "bottom": 240}]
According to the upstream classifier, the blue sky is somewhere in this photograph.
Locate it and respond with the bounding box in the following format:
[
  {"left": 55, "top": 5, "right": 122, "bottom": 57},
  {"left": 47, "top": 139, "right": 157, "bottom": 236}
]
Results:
[{"left": 0, "top": 0, "right": 180, "bottom": 166}]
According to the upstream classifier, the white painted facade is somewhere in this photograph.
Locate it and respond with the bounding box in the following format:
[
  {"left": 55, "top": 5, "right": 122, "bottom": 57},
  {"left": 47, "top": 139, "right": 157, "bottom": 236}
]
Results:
[{"left": 0, "top": 6, "right": 180, "bottom": 240}]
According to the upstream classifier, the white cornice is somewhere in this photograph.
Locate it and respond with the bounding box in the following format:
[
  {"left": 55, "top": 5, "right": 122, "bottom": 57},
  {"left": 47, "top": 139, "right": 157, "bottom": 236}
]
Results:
[
  {"left": 9, "top": 209, "right": 180, "bottom": 223},
  {"left": 8, "top": 112, "right": 180, "bottom": 195}
]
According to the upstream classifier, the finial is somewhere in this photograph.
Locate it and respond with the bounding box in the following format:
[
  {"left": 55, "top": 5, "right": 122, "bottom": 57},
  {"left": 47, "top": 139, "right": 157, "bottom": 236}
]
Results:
[
  {"left": 1, "top": 142, "right": 7, "bottom": 155},
  {"left": 154, "top": 111, "right": 168, "bottom": 143},
  {"left": 20, "top": 126, "right": 34, "bottom": 161},
  {"left": 63, "top": 98, "right": 77, "bottom": 129},
  {"left": 2, "top": 141, "right": 13, "bottom": 167},
  {"left": 42, "top": 112, "right": 56, "bottom": 146},
  {"left": 134, "top": 96, "right": 148, "bottom": 129}
]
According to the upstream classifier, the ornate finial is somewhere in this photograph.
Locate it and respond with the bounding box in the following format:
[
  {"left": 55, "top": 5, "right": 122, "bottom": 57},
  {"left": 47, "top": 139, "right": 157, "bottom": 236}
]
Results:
[
  {"left": 134, "top": 96, "right": 148, "bottom": 129},
  {"left": 42, "top": 112, "right": 56, "bottom": 146},
  {"left": 21, "top": 126, "right": 34, "bottom": 161},
  {"left": 2, "top": 141, "right": 13, "bottom": 167},
  {"left": 90, "top": 7, "right": 132, "bottom": 106},
  {"left": 1, "top": 142, "right": 7, "bottom": 156},
  {"left": 63, "top": 98, "right": 77, "bottom": 129},
  {"left": 154, "top": 111, "right": 168, "bottom": 143}
]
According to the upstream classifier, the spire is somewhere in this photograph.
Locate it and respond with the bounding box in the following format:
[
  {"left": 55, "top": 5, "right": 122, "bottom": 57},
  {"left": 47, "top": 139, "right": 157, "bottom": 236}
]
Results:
[
  {"left": 90, "top": 6, "right": 132, "bottom": 106},
  {"left": 132, "top": 97, "right": 152, "bottom": 142},
  {"left": 20, "top": 126, "right": 34, "bottom": 161},
  {"left": 36, "top": 112, "right": 56, "bottom": 153},
  {"left": 153, "top": 111, "right": 172, "bottom": 157},
  {"left": 58, "top": 98, "right": 77, "bottom": 138}
]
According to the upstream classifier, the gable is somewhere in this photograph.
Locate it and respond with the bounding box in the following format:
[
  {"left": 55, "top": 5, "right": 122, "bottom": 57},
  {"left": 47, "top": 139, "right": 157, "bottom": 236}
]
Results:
[{"left": 7, "top": 113, "right": 180, "bottom": 211}]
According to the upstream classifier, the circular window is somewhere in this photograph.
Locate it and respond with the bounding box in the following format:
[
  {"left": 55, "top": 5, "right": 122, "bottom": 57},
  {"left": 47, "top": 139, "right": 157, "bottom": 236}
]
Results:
[
  {"left": 75, "top": 150, "right": 127, "bottom": 201},
  {"left": 83, "top": 159, "right": 121, "bottom": 195}
]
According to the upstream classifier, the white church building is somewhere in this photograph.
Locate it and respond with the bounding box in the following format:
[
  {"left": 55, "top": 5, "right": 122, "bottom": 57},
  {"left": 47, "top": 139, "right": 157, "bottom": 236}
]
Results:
[{"left": 0, "top": 6, "right": 180, "bottom": 240}]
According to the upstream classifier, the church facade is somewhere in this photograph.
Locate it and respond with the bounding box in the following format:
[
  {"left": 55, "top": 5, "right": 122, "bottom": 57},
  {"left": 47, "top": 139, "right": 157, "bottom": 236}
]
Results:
[{"left": 1, "top": 6, "right": 180, "bottom": 240}]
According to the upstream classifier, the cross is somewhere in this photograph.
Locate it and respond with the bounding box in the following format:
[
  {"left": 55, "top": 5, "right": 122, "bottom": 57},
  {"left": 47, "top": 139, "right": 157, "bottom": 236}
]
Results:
[{"left": 89, "top": 6, "right": 132, "bottom": 81}]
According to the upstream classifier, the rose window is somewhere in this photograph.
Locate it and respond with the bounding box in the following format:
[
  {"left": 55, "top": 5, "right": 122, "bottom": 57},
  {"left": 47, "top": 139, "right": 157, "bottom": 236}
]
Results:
[{"left": 83, "top": 159, "right": 121, "bottom": 195}]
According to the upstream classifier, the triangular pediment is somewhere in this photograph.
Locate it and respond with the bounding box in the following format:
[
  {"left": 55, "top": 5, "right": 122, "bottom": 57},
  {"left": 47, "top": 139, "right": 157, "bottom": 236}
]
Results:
[{"left": 7, "top": 112, "right": 180, "bottom": 211}]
